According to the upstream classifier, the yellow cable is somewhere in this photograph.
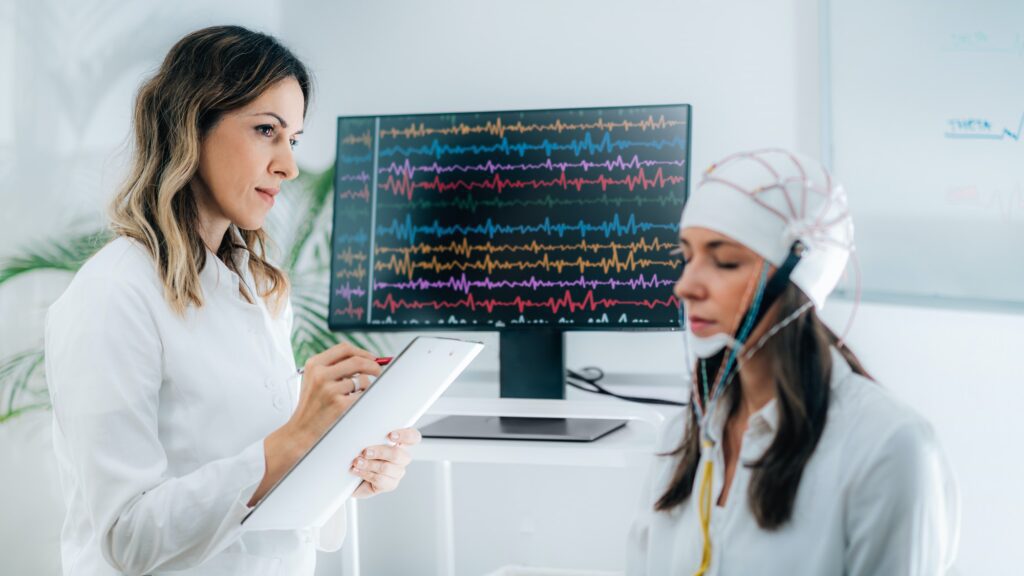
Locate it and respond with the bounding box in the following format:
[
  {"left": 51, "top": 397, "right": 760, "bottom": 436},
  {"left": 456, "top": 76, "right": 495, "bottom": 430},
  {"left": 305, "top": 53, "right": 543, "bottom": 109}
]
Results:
[{"left": 694, "top": 446, "right": 714, "bottom": 576}]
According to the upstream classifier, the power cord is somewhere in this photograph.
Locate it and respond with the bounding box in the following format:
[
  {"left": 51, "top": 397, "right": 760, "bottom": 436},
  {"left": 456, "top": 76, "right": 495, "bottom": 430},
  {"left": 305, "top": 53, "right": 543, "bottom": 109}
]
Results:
[{"left": 565, "top": 367, "right": 687, "bottom": 407}]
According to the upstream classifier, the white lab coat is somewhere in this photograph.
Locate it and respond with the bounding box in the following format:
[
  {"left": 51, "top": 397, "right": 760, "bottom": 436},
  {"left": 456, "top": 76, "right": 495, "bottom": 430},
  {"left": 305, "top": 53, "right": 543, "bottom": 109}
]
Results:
[
  {"left": 44, "top": 234, "right": 345, "bottom": 576},
  {"left": 627, "top": 347, "right": 960, "bottom": 576}
]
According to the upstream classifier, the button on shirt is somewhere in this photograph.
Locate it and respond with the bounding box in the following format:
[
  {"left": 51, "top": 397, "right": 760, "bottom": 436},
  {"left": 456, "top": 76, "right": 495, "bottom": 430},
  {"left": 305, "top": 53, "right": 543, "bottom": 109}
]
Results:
[
  {"left": 44, "top": 236, "right": 345, "bottom": 576},
  {"left": 627, "top": 348, "right": 960, "bottom": 575}
]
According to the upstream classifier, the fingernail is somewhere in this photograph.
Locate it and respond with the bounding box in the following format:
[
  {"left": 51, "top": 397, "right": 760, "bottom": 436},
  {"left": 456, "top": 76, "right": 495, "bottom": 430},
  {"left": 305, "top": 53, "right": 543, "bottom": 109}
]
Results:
[
  {"left": 389, "top": 432, "right": 399, "bottom": 441},
  {"left": 365, "top": 449, "right": 375, "bottom": 458},
  {"left": 354, "top": 458, "right": 365, "bottom": 469}
]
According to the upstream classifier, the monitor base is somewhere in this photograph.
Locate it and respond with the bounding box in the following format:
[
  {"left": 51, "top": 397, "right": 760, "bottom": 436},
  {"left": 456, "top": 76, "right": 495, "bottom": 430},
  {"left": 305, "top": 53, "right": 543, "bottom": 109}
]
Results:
[{"left": 419, "top": 415, "right": 627, "bottom": 442}]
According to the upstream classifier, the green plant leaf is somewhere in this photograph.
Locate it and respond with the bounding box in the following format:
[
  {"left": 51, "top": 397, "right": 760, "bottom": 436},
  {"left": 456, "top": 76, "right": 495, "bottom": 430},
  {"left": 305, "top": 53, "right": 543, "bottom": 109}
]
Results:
[
  {"left": 0, "top": 229, "right": 111, "bottom": 287},
  {"left": 0, "top": 349, "right": 48, "bottom": 422},
  {"left": 285, "top": 166, "right": 335, "bottom": 272}
]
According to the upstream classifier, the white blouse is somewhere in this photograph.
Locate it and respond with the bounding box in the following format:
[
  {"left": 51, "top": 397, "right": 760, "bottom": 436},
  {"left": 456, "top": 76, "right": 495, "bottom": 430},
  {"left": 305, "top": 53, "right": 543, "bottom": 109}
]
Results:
[
  {"left": 45, "top": 235, "right": 345, "bottom": 576},
  {"left": 627, "top": 347, "right": 960, "bottom": 576}
]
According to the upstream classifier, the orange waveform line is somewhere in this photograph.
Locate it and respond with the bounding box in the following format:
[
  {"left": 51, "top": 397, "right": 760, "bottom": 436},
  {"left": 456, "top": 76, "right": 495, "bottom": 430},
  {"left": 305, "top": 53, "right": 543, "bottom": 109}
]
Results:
[
  {"left": 378, "top": 115, "right": 687, "bottom": 139},
  {"left": 339, "top": 184, "right": 371, "bottom": 202},
  {"left": 341, "top": 131, "right": 373, "bottom": 148},
  {"left": 336, "top": 247, "right": 368, "bottom": 266},
  {"left": 375, "top": 236, "right": 676, "bottom": 259},
  {"left": 375, "top": 250, "right": 678, "bottom": 281},
  {"left": 336, "top": 268, "right": 368, "bottom": 280}
]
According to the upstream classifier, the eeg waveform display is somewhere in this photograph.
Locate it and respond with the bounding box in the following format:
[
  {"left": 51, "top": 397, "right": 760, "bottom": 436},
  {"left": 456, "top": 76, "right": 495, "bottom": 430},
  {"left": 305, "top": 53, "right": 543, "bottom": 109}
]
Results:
[{"left": 329, "top": 105, "right": 690, "bottom": 330}]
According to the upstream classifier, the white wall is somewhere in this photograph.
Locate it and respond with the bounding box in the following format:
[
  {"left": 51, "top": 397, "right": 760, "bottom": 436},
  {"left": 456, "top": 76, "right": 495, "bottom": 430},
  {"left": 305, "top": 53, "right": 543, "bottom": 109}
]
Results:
[{"left": 2, "top": 0, "right": 1020, "bottom": 574}]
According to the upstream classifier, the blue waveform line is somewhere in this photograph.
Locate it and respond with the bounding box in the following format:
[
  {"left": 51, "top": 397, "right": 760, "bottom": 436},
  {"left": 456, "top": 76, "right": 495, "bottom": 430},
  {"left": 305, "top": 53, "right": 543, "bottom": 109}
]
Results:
[
  {"left": 376, "top": 213, "right": 679, "bottom": 245},
  {"left": 335, "top": 229, "right": 369, "bottom": 245},
  {"left": 339, "top": 153, "right": 373, "bottom": 164},
  {"left": 945, "top": 113, "right": 1024, "bottom": 141},
  {"left": 378, "top": 132, "right": 687, "bottom": 160}
]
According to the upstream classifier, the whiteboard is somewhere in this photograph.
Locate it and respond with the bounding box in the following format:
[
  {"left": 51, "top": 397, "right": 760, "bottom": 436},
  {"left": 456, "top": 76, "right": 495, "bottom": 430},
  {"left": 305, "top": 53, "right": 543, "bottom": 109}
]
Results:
[{"left": 827, "top": 0, "right": 1024, "bottom": 308}]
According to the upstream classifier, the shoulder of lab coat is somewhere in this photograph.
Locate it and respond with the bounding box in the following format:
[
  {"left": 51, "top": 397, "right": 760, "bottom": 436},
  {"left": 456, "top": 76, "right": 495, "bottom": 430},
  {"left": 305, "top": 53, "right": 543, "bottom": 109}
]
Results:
[{"left": 839, "top": 377, "right": 961, "bottom": 576}]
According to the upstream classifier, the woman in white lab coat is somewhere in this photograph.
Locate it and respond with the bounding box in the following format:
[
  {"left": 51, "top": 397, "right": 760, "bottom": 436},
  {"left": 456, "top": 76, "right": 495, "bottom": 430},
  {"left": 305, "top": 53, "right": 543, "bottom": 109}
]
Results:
[
  {"left": 44, "top": 26, "right": 418, "bottom": 575},
  {"left": 627, "top": 149, "right": 960, "bottom": 575}
]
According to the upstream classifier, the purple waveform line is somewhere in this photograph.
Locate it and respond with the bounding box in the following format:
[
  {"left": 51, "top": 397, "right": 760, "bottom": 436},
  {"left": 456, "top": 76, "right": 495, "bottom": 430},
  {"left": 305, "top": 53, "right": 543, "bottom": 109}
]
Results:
[
  {"left": 338, "top": 171, "right": 370, "bottom": 182},
  {"left": 334, "top": 284, "right": 368, "bottom": 299},
  {"left": 374, "top": 273, "right": 677, "bottom": 294},
  {"left": 376, "top": 155, "right": 687, "bottom": 179}
]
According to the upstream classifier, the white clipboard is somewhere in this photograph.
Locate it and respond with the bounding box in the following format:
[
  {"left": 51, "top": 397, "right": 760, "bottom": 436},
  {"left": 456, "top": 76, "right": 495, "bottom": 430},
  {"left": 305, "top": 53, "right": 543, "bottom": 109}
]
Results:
[{"left": 242, "top": 336, "right": 484, "bottom": 531}]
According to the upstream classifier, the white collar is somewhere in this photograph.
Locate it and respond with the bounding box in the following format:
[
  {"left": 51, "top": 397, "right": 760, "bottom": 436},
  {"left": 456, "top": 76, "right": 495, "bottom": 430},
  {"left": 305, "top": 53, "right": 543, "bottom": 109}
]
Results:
[{"left": 702, "top": 346, "right": 855, "bottom": 446}]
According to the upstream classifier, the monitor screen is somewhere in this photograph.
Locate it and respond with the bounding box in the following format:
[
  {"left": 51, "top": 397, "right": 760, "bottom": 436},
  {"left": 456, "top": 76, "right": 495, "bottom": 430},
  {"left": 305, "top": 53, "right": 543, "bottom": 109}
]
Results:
[{"left": 329, "top": 104, "right": 690, "bottom": 331}]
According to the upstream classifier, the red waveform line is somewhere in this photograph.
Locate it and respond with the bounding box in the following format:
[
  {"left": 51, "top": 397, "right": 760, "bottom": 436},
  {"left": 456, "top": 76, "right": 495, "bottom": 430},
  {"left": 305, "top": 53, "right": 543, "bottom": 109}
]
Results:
[
  {"left": 375, "top": 250, "right": 678, "bottom": 281},
  {"left": 334, "top": 303, "right": 366, "bottom": 320},
  {"left": 342, "top": 131, "right": 373, "bottom": 148},
  {"left": 378, "top": 115, "right": 687, "bottom": 139},
  {"left": 379, "top": 168, "right": 684, "bottom": 200},
  {"left": 373, "top": 290, "right": 679, "bottom": 315},
  {"left": 336, "top": 246, "right": 368, "bottom": 266},
  {"left": 338, "top": 183, "right": 371, "bottom": 202}
]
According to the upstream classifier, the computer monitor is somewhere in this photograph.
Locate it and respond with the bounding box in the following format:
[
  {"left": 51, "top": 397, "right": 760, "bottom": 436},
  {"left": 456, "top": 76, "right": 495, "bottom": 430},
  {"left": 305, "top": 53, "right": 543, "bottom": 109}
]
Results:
[{"left": 329, "top": 104, "right": 690, "bottom": 404}]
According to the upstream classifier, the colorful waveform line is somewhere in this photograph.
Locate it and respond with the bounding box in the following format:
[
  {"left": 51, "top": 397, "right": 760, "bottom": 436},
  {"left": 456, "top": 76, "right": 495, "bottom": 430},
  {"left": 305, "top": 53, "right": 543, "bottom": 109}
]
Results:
[
  {"left": 379, "top": 167, "right": 684, "bottom": 200},
  {"left": 335, "top": 282, "right": 368, "bottom": 299},
  {"left": 334, "top": 302, "right": 366, "bottom": 320},
  {"left": 374, "top": 236, "right": 677, "bottom": 259},
  {"left": 374, "top": 272, "right": 676, "bottom": 294},
  {"left": 335, "top": 230, "right": 370, "bottom": 245},
  {"left": 342, "top": 131, "right": 373, "bottom": 148},
  {"left": 336, "top": 246, "right": 368, "bottom": 266},
  {"left": 374, "top": 251, "right": 678, "bottom": 280},
  {"left": 340, "top": 153, "right": 373, "bottom": 164},
  {"left": 376, "top": 213, "right": 678, "bottom": 244},
  {"left": 377, "top": 155, "right": 686, "bottom": 179},
  {"left": 378, "top": 133, "right": 687, "bottom": 160},
  {"left": 338, "top": 184, "right": 370, "bottom": 202},
  {"left": 336, "top": 268, "right": 368, "bottom": 281},
  {"left": 339, "top": 171, "right": 370, "bottom": 183},
  {"left": 377, "top": 193, "right": 683, "bottom": 213},
  {"left": 378, "top": 115, "right": 687, "bottom": 139},
  {"left": 372, "top": 289, "right": 679, "bottom": 315}
]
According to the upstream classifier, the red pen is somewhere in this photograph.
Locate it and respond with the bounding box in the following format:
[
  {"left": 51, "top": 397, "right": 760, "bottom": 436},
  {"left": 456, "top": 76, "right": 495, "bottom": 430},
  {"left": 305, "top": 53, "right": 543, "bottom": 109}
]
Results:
[{"left": 296, "top": 356, "right": 393, "bottom": 376}]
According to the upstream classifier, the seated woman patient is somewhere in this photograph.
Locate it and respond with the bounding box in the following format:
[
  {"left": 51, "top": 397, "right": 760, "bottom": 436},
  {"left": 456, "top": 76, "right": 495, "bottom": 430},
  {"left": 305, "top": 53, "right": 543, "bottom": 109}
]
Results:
[{"left": 627, "top": 149, "right": 959, "bottom": 575}]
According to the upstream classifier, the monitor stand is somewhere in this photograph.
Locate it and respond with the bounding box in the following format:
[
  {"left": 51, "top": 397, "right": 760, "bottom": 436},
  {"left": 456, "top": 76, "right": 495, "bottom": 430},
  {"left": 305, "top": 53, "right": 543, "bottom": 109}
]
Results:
[{"left": 420, "top": 330, "right": 628, "bottom": 442}]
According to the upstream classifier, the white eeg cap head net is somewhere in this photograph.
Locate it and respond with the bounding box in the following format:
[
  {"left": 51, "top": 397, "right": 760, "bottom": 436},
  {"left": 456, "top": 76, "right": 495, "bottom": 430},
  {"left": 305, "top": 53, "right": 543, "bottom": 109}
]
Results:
[{"left": 679, "top": 148, "right": 854, "bottom": 309}]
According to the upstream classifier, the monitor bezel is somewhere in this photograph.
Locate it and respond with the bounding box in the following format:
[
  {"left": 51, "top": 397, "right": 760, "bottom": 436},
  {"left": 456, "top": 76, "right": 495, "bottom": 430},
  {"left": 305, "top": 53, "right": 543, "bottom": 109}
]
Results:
[{"left": 328, "top": 102, "right": 692, "bottom": 333}]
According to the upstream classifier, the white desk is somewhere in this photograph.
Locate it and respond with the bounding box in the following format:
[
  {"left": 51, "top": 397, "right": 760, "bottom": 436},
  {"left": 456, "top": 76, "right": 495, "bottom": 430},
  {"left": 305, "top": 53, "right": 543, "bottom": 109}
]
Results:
[{"left": 341, "top": 398, "right": 667, "bottom": 576}]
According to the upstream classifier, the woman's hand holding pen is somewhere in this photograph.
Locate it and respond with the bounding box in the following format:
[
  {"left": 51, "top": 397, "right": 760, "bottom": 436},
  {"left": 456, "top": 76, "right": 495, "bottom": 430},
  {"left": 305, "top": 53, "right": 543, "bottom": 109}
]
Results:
[
  {"left": 249, "top": 342, "right": 382, "bottom": 506},
  {"left": 289, "top": 342, "right": 380, "bottom": 445}
]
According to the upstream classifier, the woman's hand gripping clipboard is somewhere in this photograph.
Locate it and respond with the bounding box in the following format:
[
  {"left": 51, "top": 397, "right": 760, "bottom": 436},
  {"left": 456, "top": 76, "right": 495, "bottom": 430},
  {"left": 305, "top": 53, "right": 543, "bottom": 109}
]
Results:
[{"left": 242, "top": 336, "right": 484, "bottom": 531}]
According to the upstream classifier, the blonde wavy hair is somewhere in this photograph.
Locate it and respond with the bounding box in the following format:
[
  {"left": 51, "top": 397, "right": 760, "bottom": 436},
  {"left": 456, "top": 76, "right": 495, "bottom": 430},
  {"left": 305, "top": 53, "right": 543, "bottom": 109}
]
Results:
[{"left": 109, "top": 25, "right": 312, "bottom": 316}]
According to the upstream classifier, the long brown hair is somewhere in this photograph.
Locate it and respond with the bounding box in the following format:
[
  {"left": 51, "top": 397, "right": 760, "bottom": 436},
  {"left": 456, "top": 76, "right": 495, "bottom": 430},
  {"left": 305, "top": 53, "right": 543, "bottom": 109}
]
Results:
[
  {"left": 655, "top": 284, "right": 871, "bottom": 528},
  {"left": 109, "top": 25, "right": 312, "bottom": 315}
]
